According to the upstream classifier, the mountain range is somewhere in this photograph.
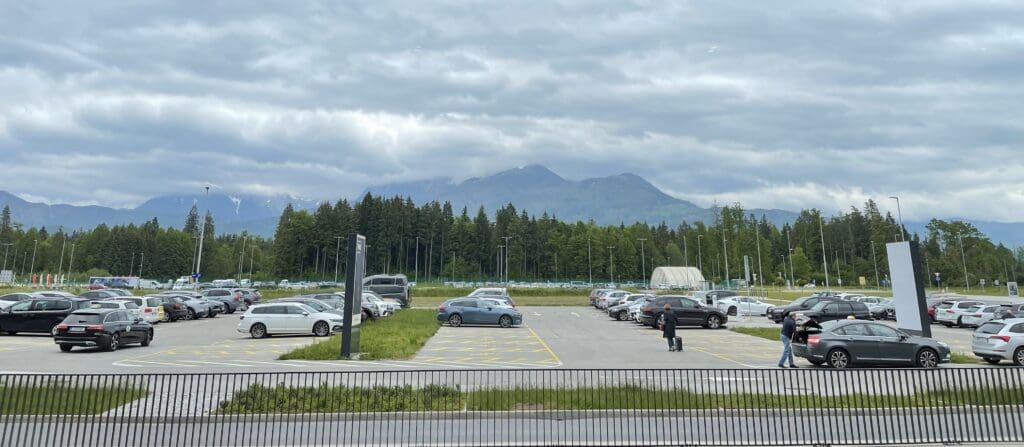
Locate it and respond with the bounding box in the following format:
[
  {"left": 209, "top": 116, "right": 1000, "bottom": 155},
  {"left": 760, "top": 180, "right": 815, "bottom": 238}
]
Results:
[{"left": 1, "top": 165, "right": 1022, "bottom": 247}]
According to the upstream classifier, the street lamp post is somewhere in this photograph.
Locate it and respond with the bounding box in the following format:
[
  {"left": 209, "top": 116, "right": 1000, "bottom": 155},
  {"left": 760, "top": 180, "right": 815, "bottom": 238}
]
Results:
[
  {"left": 697, "top": 235, "right": 704, "bottom": 275},
  {"left": 753, "top": 218, "right": 764, "bottom": 288},
  {"left": 958, "top": 232, "right": 970, "bottom": 291},
  {"left": 139, "top": 252, "right": 145, "bottom": 279},
  {"left": 818, "top": 214, "right": 830, "bottom": 291},
  {"left": 1, "top": 243, "right": 13, "bottom": 273},
  {"left": 129, "top": 252, "right": 136, "bottom": 277},
  {"left": 871, "top": 241, "right": 880, "bottom": 289},
  {"left": 29, "top": 239, "right": 38, "bottom": 285},
  {"left": 195, "top": 186, "right": 210, "bottom": 279},
  {"left": 607, "top": 246, "right": 615, "bottom": 285},
  {"left": 637, "top": 238, "right": 647, "bottom": 288},
  {"left": 502, "top": 236, "right": 512, "bottom": 284},
  {"left": 334, "top": 236, "right": 343, "bottom": 284},
  {"left": 722, "top": 237, "right": 730, "bottom": 289},
  {"left": 414, "top": 236, "right": 420, "bottom": 284},
  {"left": 785, "top": 229, "right": 795, "bottom": 288},
  {"left": 56, "top": 237, "right": 67, "bottom": 286},
  {"left": 67, "top": 243, "right": 75, "bottom": 286},
  {"left": 587, "top": 236, "right": 592, "bottom": 286},
  {"left": 238, "top": 236, "right": 247, "bottom": 282},
  {"left": 889, "top": 196, "right": 905, "bottom": 242}
]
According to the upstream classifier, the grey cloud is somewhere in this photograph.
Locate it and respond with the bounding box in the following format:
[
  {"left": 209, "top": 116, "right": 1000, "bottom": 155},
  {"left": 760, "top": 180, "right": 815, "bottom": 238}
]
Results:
[{"left": 1, "top": 0, "right": 1023, "bottom": 222}]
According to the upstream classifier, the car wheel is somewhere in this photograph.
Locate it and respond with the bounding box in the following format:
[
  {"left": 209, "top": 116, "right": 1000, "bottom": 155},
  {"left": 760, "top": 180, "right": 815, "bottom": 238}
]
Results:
[
  {"left": 59, "top": 344, "right": 73, "bottom": 352},
  {"left": 499, "top": 315, "right": 513, "bottom": 328},
  {"left": 250, "top": 323, "right": 267, "bottom": 339},
  {"left": 916, "top": 348, "right": 939, "bottom": 368},
  {"left": 728, "top": 306, "right": 737, "bottom": 316},
  {"left": 362, "top": 310, "right": 373, "bottom": 321},
  {"left": 141, "top": 330, "right": 152, "bottom": 347},
  {"left": 984, "top": 357, "right": 1001, "bottom": 365},
  {"left": 705, "top": 315, "right": 722, "bottom": 329},
  {"left": 809, "top": 359, "right": 825, "bottom": 366},
  {"left": 161, "top": 312, "right": 170, "bottom": 323},
  {"left": 1014, "top": 347, "right": 1024, "bottom": 366},
  {"left": 186, "top": 309, "right": 196, "bottom": 320},
  {"left": 107, "top": 332, "right": 120, "bottom": 351},
  {"left": 956, "top": 316, "right": 963, "bottom": 327},
  {"left": 827, "top": 349, "right": 850, "bottom": 369},
  {"left": 448, "top": 314, "right": 463, "bottom": 327},
  {"left": 313, "top": 321, "right": 330, "bottom": 337},
  {"left": 618, "top": 311, "right": 630, "bottom": 322}
]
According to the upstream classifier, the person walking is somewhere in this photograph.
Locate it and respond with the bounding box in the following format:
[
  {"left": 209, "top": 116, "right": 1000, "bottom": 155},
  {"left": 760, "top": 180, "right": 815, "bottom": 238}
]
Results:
[
  {"left": 778, "top": 312, "right": 798, "bottom": 368},
  {"left": 661, "top": 303, "right": 678, "bottom": 352}
]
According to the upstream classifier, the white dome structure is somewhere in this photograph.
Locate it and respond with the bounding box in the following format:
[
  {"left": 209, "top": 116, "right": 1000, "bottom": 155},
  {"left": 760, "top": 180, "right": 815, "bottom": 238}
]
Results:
[{"left": 649, "top": 266, "right": 705, "bottom": 290}]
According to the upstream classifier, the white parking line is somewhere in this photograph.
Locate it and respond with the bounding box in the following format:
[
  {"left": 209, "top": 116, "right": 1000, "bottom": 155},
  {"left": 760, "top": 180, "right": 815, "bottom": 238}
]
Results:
[
  {"left": 178, "top": 360, "right": 255, "bottom": 367},
  {"left": 114, "top": 360, "right": 199, "bottom": 367}
]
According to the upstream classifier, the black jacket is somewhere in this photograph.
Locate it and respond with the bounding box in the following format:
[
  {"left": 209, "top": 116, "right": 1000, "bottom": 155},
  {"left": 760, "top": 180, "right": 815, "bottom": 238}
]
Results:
[
  {"left": 662, "top": 309, "right": 677, "bottom": 338},
  {"left": 781, "top": 317, "right": 796, "bottom": 339}
]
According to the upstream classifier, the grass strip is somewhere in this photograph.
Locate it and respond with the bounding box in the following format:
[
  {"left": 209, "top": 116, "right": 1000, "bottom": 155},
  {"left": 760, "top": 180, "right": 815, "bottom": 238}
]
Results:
[
  {"left": 413, "top": 295, "right": 588, "bottom": 307},
  {"left": 729, "top": 327, "right": 781, "bottom": 341},
  {"left": 0, "top": 384, "right": 147, "bottom": 415},
  {"left": 950, "top": 352, "right": 979, "bottom": 364},
  {"left": 216, "top": 383, "right": 463, "bottom": 414},
  {"left": 279, "top": 309, "right": 441, "bottom": 360},
  {"left": 216, "top": 383, "right": 1024, "bottom": 413}
]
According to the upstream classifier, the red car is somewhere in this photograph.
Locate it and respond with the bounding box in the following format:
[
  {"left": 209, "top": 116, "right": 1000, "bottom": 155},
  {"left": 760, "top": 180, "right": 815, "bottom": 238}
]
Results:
[{"left": 926, "top": 295, "right": 968, "bottom": 322}]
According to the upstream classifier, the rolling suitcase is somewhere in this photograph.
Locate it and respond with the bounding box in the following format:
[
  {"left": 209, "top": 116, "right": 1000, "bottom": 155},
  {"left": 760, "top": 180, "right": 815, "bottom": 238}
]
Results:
[{"left": 674, "top": 337, "right": 683, "bottom": 352}]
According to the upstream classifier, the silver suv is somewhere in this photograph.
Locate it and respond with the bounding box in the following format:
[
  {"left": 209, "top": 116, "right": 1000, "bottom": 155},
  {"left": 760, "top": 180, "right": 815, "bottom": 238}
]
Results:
[{"left": 972, "top": 318, "right": 1024, "bottom": 365}]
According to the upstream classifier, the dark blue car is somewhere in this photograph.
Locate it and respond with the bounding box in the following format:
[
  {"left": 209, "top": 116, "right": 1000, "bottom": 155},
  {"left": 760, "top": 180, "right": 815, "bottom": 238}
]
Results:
[{"left": 437, "top": 297, "right": 523, "bottom": 328}]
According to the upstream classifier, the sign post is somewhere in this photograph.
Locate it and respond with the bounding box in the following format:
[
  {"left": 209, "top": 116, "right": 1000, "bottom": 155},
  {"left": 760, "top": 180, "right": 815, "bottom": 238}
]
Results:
[
  {"left": 342, "top": 234, "right": 366, "bottom": 358},
  {"left": 1009, "top": 282, "right": 1019, "bottom": 298}
]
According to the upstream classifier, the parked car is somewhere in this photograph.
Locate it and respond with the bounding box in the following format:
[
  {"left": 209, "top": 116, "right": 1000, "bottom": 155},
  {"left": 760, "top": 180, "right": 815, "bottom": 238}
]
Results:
[
  {"left": 89, "top": 300, "right": 142, "bottom": 321},
  {"left": 0, "top": 292, "right": 46, "bottom": 310},
  {"left": 628, "top": 296, "right": 655, "bottom": 322},
  {"left": 869, "top": 299, "right": 896, "bottom": 320},
  {"left": 234, "top": 288, "right": 262, "bottom": 305},
  {"left": 362, "top": 292, "right": 396, "bottom": 316},
  {"left": 362, "top": 274, "right": 412, "bottom": 308},
  {"left": 200, "top": 288, "right": 246, "bottom": 313},
  {"left": 608, "top": 294, "right": 649, "bottom": 320},
  {"left": 972, "top": 319, "right": 1024, "bottom": 365},
  {"left": 994, "top": 304, "right": 1024, "bottom": 320},
  {"left": 793, "top": 301, "right": 871, "bottom": 325},
  {"left": 113, "top": 296, "right": 165, "bottom": 323},
  {"left": 767, "top": 296, "right": 841, "bottom": 323},
  {"left": 437, "top": 297, "right": 523, "bottom": 328},
  {"left": 717, "top": 296, "right": 773, "bottom": 316},
  {"left": 589, "top": 289, "right": 611, "bottom": 306},
  {"left": 36, "top": 291, "right": 79, "bottom": 299},
  {"left": 638, "top": 296, "right": 728, "bottom": 329},
  {"left": 0, "top": 297, "right": 93, "bottom": 335},
  {"left": 468, "top": 287, "right": 515, "bottom": 307},
  {"left": 926, "top": 295, "right": 969, "bottom": 322},
  {"left": 278, "top": 297, "right": 344, "bottom": 316},
  {"left": 154, "top": 296, "right": 189, "bottom": 322},
  {"left": 960, "top": 304, "right": 1005, "bottom": 328},
  {"left": 793, "top": 320, "right": 950, "bottom": 368},
  {"left": 237, "top": 303, "right": 343, "bottom": 338},
  {"left": 174, "top": 295, "right": 218, "bottom": 319},
  {"left": 79, "top": 290, "right": 123, "bottom": 300},
  {"left": 934, "top": 300, "right": 984, "bottom": 327},
  {"left": 53, "top": 309, "right": 153, "bottom": 352},
  {"left": 596, "top": 290, "right": 630, "bottom": 310}
]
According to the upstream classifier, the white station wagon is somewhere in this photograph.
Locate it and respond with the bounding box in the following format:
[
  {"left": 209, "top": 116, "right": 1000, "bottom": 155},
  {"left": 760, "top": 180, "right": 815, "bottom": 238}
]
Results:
[{"left": 237, "top": 302, "right": 344, "bottom": 339}]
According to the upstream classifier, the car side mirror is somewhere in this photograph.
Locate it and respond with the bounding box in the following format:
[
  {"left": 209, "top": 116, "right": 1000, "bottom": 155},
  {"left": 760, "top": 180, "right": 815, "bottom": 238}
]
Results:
[
  {"left": 302, "top": 312, "right": 309, "bottom": 316},
  {"left": 899, "top": 334, "right": 909, "bottom": 341}
]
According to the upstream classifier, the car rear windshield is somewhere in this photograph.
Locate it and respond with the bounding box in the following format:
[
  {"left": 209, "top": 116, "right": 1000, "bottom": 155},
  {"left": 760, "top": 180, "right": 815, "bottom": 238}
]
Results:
[
  {"left": 937, "top": 303, "right": 953, "bottom": 309},
  {"left": 977, "top": 322, "right": 1005, "bottom": 334},
  {"left": 63, "top": 313, "right": 104, "bottom": 324},
  {"left": 91, "top": 303, "right": 120, "bottom": 309}
]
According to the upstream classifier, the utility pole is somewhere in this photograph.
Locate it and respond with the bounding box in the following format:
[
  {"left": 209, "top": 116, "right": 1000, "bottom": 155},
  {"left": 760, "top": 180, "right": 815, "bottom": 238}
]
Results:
[
  {"left": 129, "top": 252, "right": 136, "bottom": 277},
  {"left": 238, "top": 236, "right": 247, "bottom": 282},
  {"left": 248, "top": 244, "right": 255, "bottom": 282},
  {"left": 414, "top": 236, "right": 420, "bottom": 284},
  {"left": 697, "top": 235, "right": 704, "bottom": 275},
  {"left": 195, "top": 186, "right": 210, "bottom": 280},
  {"left": 1, "top": 243, "right": 12, "bottom": 273},
  {"left": 819, "top": 214, "right": 830, "bottom": 291},
  {"left": 139, "top": 252, "right": 145, "bottom": 279},
  {"left": 753, "top": 218, "right": 764, "bottom": 288},
  {"left": 871, "top": 241, "right": 880, "bottom": 289},
  {"left": 587, "top": 236, "right": 593, "bottom": 286},
  {"left": 786, "top": 229, "right": 796, "bottom": 289},
  {"left": 683, "top": 236, "right": 689, "bottom": 266},
  {"left": 56, "top": 237, "right": 67, "bottom": 286},
  {"left": 722, "top": 236, "right": 730, "bottom": 289},
  {"left": 958, "top": 232, "right": 970, "bottom": 291},
  {"left": 554, "top": 251, "right": 558, "bottom": 283},
  {"left": 334, "top": 236, "right": 343, "bottom": 284},
  {"left": 607, "top": 246, "right": 615, "bottom": 285},
  {"left": 502, "top": 236, "right": 512, "bottom": 284},
  {"left": 637, "top": 238, "right": 647, "bottom": 288},
  {"left": 67, "top": 243, "right": 76, "bottom": 286},
  {"left": 29, "top": 240, "right": 38, "bottom": 285}
]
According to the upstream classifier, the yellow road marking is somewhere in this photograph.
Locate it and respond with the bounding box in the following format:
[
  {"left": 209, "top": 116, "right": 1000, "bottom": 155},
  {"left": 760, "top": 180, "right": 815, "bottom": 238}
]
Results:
[{"left": 527, "top": 326, "right": 561, "bottom": 365}]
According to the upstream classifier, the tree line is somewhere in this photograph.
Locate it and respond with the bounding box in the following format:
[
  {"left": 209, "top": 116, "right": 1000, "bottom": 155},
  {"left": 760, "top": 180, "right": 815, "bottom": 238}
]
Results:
[{"left": 1, "top": 195, "right": 1021, "bottom": 289}]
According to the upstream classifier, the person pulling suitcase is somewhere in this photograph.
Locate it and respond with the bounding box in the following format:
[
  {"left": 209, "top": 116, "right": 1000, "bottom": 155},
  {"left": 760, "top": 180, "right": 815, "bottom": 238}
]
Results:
[{"left": 660, "top": 303, "right": 680, "bottom": 352}]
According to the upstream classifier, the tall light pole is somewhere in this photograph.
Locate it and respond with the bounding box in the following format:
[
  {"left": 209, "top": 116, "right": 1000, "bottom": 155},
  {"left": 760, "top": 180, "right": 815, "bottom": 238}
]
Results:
[
  {"left": 587, "top": 236, "right": 593, "bottom": 286},
  {"left": 334, "top": 236, "right": 343, "bottom": 284},
  {"left": 819, "top": 214, "right": 830, "bottom": 291},
  {"left": 502, "top": 236, "right": 512, "bottom": 284},
  {"left": 889, "top": 196, "right": 905, "bottom": 242},
  {"left": 67, "top": 243, "right": 76, "bottom": 285},
  {"left": 753, "top": 218, "right": 764, "bottom": 288},
  {"left": 195, "top": 186, "right": 210, "bottom": 279},
  {"left": 697, "top": 235, "right": 704, "bottom": 275},
  {"left": 958, "top": 232, "right": 970, "bottom": 291},
  {"left": 129, "top": 252, "right": 136, "bottom": 277},
  {"left": 238, "top": 235, "right": 247, "bottom": 282},
  {"left": 496, "top": 245, "right": 504, "bottom": 282},
  {"left": 1, "top": 243, "right": 13, "bottom": 273},
  {"left": 29, "top": 239, "right": 38, "bottom": 285},
  {"left": 414, "top": 236, "right": 420, "bottom": 284},
  {"left": 56, "top": 237, "right": 67, "bottom": 286},
  {"left": 248, "top": 244, "right": 255, "bottom": 282},
  {"left": 607, "top": 246, "right": 615, "bottom": 285},
  {"left": 139, "top": 252, "right": 145, "bottom": 279},
  {"left": 785, "top": 229, "right": 795, "bottom": 288},
  {"left": 683, "top": 236, "right": 689, "bottom": 267},
  {"left": 637, "top": 238, "right": 647, "bottom": 288},
  {"left": 871, "top": 241, "right": 880, "bottom": 289},
  {"left": 722, "top": 236, "right": 730, "bottom": 288}
]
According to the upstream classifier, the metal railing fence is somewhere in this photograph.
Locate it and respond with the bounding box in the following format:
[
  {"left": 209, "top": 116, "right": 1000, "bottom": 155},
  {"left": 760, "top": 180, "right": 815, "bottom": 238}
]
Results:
[{"left": 2, "top": 367, "right": 1023, "bottom": 446}]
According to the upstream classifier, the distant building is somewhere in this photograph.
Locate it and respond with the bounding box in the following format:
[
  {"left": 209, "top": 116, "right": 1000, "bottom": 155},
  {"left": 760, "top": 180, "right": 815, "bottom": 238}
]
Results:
[{"left": 649, "top": 266, "right": 705, "bottom": 290}]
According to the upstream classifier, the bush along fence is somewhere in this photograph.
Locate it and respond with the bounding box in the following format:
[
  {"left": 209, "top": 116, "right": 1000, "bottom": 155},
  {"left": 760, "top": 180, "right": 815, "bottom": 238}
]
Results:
[{"left": 2, "top": 368, "right": 1024, "bottom": 446}]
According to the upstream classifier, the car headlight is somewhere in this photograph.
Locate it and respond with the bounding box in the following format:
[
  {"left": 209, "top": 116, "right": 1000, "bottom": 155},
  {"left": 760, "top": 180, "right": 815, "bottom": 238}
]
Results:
[
  {"left": 938, "top": 342, "right": 949, "bottom": 348},
  {"left": 330, "top": 319, "right": 344, "bottom": 323}
]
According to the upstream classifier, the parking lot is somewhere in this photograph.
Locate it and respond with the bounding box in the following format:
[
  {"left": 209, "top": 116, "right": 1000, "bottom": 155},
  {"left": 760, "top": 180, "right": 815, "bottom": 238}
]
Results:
[{"left": 2, "top": 299, "right": 1014, "bottom": 374}]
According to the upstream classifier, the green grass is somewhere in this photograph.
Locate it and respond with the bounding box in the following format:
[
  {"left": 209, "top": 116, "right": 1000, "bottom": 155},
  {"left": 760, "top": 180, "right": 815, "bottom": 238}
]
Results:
[
  {"left": 216, "top": 383, "right": 463, "bottom": 414},
  {"left": 0, "top": 384, "right": 147, "bottom": 415},
  {"left": 729, "top": 327, "right": 781, "bottom": 341},
  {"left": 216, "top": 383, "right": 1024, "bottom": 414},
  {"left": 950, "top": 352, "right": 980, "bottom": 364},
  {"left": 279, "top": 309, "right": 442, "bottom": 360}
]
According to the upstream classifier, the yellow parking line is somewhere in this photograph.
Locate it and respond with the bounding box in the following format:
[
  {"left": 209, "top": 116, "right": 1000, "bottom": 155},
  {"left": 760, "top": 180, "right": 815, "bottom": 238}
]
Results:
[{"left": 526, "top": 327, "right": 561, "bottom": 365}]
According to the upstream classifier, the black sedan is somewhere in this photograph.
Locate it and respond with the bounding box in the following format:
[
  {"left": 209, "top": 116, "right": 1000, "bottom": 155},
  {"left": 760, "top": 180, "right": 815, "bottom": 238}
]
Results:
[
  {"left": 639, "top": 296, "right": 728, "bottom": 329},
  {"left": 792, "top": 320, "right": 950, "bottom": 368},
  {"left": 155, "top": 296, "right": 189, "bottom": 322},
  {"left": 767, "top": 296, "right": 841, "bottom": 323},
  {"left": 54, "top": 309, "right": 153, "bottom": 352},
  {"left": 0, "top": 297, "right": 93, "bottom": 335}
]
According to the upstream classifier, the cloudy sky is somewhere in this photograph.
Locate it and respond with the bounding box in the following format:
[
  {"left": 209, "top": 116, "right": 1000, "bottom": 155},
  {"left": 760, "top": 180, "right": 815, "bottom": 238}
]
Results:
[{"left": 1, "top": 0, "right": 1022, "bottom": 222}]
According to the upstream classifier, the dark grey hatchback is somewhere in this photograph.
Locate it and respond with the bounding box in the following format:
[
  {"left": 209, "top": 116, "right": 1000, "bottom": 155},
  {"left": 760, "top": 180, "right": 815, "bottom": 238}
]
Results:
[{"left": 792, "top": 320, "right": 950, "bottom": 368}]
